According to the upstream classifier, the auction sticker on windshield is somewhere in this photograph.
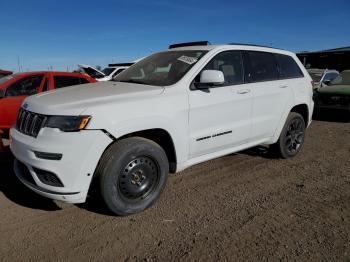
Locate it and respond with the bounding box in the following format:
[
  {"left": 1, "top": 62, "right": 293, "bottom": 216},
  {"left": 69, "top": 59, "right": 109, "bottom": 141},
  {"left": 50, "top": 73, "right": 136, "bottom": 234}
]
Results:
[{"left": 177, "top": 55, "right": 198, "bottom": 65}]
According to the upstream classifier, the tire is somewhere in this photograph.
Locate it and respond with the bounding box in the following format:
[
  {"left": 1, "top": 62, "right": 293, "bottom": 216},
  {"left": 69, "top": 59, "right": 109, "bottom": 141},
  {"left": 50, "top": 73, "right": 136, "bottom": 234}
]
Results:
[
  {"left": 271, "top": 112, "right": 306, "bottom": 159},
  {"left": 95, "top": 137, "right": 169, "bottom": 216}
]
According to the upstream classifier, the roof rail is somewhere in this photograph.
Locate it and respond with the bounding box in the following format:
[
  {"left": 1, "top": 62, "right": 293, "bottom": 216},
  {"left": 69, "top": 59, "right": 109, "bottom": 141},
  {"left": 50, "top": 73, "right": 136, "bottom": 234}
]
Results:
[
  {"left": 169, "top": 41, "right": 210, "bottom": 49},
  {"left": 108, "top": 63, "right": 134, "bottom": 67},
  {"left": 229, "top": 43, "right": 284, "bottom": 50}
]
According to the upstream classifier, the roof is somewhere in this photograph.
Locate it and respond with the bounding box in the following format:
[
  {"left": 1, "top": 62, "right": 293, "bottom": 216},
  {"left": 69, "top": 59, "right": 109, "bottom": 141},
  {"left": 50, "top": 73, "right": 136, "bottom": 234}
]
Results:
[
  {"left": 2, "top": 71, "right": 90, "bottom": 79},
  {"left": 321, "top": 46, "right": 350, "bottom": 52},
  {"left": 168, "top": 41, "right": 287, "bottom": 52},
  {"left": 16, "top": 71, "right": 85, "bottom": 75},
  {"left": 0, "top": 69, "right": 12, "bottom": 75},
  {"left": 169, "top": 44, "right": 294, "bottom": 57}
]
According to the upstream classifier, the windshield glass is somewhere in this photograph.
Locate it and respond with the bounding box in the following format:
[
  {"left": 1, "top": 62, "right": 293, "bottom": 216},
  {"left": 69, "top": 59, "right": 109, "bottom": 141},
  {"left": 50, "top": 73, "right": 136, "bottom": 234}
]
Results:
[
  {"left": 330, "top": 71, "right": 350, "bottom": 85},
  {"left": 102, "top": 67, "right": 115, "bottom": 76},
  {"left": 114, "top": 50, "right": 208, "bottom": 86},
  {"left": 0, "top": 74, "right": 17, "bottom": 84}
]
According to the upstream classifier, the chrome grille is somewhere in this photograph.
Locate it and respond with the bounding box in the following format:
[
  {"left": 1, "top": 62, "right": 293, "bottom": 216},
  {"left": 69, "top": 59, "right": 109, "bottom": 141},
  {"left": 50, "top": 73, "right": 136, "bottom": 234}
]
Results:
[{"left": 16, "top": 108, "right": 47, "bottom": 137}]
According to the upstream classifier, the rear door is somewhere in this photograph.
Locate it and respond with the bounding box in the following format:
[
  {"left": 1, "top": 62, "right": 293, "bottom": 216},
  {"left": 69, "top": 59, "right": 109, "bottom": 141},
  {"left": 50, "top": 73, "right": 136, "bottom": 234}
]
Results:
[
  {"left": 0, "top": 74, "right": 44, "bottom": 130},
  {"left": 189, "top": 50, "right": 253, "bottom": 157},
  {"left": 244, "top": 51, "right": 293, "bottom": 141}
]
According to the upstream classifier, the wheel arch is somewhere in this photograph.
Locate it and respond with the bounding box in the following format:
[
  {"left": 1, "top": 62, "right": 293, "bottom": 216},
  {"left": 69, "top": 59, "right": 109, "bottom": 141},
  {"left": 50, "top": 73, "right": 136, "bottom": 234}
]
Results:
[
  {"left": 270, "top": 103, "right": 310, "bottom": 144},
  {"left": 290, "top": 103, "right": 309, "bottom": 126},
  {"left": 118, "top": 128, "right": 177, "bottom": 173},
  {"left": 99, "top": 128, "right": 178, "bottom": 174}
]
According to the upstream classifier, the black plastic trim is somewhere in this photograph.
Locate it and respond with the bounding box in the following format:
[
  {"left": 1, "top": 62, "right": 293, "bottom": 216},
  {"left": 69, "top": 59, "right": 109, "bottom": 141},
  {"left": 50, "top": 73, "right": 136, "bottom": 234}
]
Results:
[
  {"left": 108, "top": 63, "right": 134, "bottom": 67},
  {"left": 14, "top": 159, "right": 80, "bottom": 195},
  {"left": 34, "top": 151, "right": 63, "bottom": 160},
  {"left": 169, "top": 41, "right": 210, "bottom": 49}
]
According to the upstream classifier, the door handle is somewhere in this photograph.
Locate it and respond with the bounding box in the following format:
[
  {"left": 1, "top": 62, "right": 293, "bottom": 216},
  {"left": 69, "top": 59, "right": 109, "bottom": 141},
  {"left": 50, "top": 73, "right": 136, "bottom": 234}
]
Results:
[
  {"left": 237, "top": 89, "right": 251, "bottom": 94},
  {"left": 279, "top": 85, "right": 288, "bottom": 89}
]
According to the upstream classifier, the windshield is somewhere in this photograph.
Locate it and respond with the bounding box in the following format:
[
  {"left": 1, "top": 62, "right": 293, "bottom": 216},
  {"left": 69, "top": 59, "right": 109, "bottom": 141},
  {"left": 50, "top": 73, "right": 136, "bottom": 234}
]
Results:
[
  {"left": 114, "top": 50, "right": 208, "bottom": 86},
  {"left": 329, "top": 71, "right": 350, "bottom": 85},
  {"left": 102, "top": 67, "right": 115, "bottom": 76}
]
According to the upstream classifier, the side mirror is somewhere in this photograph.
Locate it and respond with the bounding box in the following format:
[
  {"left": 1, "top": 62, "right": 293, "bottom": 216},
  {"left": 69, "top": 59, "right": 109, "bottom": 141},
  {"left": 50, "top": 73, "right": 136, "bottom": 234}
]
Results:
[
  {"left": 199, "top": 70, "right": 224, "bottom": 86},
  {"left": 0, "top": 89, "right": 5, "bottom": 98}
]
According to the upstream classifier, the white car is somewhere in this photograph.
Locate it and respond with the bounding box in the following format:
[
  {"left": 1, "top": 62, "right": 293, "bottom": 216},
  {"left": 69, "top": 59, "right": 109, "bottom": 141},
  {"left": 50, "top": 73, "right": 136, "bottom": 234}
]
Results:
[
  {"left": 10, "top": 41, "right": 314, "bottom": 216},
  {"left": 79, "top": 63, "right": 133, "bottom": 81}
]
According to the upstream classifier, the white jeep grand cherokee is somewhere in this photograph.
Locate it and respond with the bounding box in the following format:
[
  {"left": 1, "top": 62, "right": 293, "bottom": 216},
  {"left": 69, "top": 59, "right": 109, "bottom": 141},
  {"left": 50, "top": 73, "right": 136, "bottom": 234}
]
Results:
[{"left": 10, "top": 41, "right": 314, "bottom": 216}]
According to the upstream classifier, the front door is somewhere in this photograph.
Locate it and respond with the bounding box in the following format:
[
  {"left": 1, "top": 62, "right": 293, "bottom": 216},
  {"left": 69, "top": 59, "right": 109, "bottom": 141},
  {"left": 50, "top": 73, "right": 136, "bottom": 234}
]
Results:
[{"left": 189, "top": 51, "right": 253, "bottom": 158}]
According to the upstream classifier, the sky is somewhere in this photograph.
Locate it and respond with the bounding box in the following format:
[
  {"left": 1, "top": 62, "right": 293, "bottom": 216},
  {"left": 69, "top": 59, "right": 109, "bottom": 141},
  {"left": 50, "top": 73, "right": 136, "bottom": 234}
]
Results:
[{"left": 0, "top": 0, "right": 349, "bottom": 72}]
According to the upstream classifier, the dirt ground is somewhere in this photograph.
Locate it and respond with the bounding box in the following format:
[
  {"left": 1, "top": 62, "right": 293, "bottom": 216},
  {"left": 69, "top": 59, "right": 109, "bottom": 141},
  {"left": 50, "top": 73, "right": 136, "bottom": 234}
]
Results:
[{"left": 0, "top": 112, "right": 349, "bottom": 261}]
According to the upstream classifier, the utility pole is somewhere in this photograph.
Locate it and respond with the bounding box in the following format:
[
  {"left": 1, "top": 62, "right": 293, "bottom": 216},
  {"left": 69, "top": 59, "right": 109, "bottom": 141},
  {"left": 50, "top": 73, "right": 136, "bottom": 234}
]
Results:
[{"left": 17, "top": 56, "right": 21, "bottom": 72}]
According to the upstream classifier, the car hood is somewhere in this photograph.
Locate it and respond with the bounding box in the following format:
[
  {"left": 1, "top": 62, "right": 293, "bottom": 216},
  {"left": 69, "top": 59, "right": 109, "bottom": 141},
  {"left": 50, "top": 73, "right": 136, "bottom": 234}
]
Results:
[
  {"left": 24, "top": 81, "right": 165, "bottom": 115},
  {"left": 78, "top": 64, "right": 105, "bottom": 78},
  {"left": 318, "top": 85, "right": 350, "bottom": 96}
]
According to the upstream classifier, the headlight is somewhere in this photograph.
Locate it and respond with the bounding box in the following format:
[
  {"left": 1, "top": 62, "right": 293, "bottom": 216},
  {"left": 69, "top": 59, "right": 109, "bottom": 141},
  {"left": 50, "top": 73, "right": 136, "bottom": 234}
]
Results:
[{"left": 45, "top": 116, "right": 91, "bottom": 132}]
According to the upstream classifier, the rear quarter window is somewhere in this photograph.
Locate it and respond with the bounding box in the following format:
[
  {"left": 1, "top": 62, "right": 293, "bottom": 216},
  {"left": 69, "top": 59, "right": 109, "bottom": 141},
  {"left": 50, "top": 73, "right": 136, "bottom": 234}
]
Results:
[{"left": 276, "top": 54, "right": 304, "bottom": 79}]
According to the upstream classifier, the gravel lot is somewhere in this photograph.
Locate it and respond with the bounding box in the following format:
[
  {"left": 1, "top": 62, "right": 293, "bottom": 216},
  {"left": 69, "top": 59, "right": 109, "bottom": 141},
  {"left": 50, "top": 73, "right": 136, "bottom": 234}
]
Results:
[{"left": 1, "top": 113, "right": 349, "bottom": 261}]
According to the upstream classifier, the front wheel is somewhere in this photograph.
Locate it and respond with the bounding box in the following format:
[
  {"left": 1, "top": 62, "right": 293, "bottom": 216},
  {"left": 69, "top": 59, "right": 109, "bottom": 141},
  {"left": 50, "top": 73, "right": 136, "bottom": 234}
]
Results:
[
  {"left": 95, "top": 137, "right": 169, "bottom": 216},
  {"left": 271, "top": 112, "right": 306, "bottom": 159}
]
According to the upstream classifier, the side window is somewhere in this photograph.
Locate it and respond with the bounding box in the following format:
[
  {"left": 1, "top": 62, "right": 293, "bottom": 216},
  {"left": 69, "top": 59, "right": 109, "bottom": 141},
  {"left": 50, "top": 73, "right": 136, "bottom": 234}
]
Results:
[
  {"left": 202, "top": 51, "right": 244, "bottom": 86},
  {"left": 42, "top": 78, "right": 49, "bottom": 92},
  {"left": 245, "top": 51, "right": 279, "bottom": 82},
  {"left": 6, "top": 75, "right": 44, "bottom": 97},
  {"left": 276, "top": 54, "right": 304, "bottom": 79},
  {"left": 54, "top": 76, "right": 81, "bottom": 89}
]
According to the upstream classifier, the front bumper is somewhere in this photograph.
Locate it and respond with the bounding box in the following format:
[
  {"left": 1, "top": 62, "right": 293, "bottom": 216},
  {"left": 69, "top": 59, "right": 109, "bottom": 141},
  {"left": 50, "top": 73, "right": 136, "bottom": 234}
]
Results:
[{"left": 10, "top": 127, "right": 112, "bottom": 203}]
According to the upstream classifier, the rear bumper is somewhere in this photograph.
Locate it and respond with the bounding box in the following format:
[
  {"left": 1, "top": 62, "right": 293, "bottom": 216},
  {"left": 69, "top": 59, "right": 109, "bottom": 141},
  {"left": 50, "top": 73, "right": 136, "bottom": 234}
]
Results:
[{"left": 10, "top": 127, "right": 113, "bottom": 203}]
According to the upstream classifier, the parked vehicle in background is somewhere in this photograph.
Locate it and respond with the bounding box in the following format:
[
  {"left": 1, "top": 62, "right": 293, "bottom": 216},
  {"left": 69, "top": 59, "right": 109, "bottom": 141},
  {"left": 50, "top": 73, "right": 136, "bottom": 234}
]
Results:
[
  {"left": 10, "top": 42, "right": 314, "bottom": 216},
  {"left": 313, "top": 70, "right": 350, "bottom": 113},
  {"left": 0, "top": 71, "right": 96, "bottom": 140},
  {"left": 0, "top": 69, "right": 13, "bottom": 78},
  {"left": 308, "top": 68, "right": 339, "bottom": 89},
  {"left": 79, "top": 63, "right": 133, "bottom": 81}
]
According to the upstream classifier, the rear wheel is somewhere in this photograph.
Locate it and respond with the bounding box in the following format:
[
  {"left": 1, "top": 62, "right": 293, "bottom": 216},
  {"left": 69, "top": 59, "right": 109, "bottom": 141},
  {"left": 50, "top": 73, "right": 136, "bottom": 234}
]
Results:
[
  {"left": 95, "top": 137, "right": 169, "bottom": 216},
  {"left": 271, "top": 112, "right": 306, "bottom": 159}
]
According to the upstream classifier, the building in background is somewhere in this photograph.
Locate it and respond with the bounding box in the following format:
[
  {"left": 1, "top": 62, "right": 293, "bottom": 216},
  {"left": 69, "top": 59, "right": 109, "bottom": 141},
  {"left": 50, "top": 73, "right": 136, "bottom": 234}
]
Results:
[{"left": 297, "top": 46, "right": 350, "bottom": 72}]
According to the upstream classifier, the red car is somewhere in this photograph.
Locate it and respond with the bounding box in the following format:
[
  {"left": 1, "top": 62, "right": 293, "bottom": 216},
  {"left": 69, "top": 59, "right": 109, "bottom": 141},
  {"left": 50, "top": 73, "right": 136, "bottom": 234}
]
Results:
[
  {"left": 0, "top": 69, "right": 12, "bottom": 78},
  {"left": 0, "top": 71, "right": 96, "bottom": 140}
]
